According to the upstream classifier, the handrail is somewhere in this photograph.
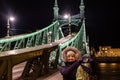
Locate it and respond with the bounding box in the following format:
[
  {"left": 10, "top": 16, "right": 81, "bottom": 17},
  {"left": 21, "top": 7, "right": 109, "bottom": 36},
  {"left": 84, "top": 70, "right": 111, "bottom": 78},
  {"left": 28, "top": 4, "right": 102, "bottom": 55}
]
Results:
[
  {"left": 0, "top": 35, "right": 72, "bottom": 80},
  {"left": 0, "top": 21, "right": 58, "bottom": 42},
  {"left": 0, "top": 21, "right": 64, "bottom": 52}
]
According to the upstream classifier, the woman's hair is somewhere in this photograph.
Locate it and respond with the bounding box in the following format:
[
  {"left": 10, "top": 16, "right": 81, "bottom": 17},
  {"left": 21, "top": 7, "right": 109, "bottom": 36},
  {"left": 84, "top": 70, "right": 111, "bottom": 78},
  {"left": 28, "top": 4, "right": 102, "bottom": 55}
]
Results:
[{"left": 61, "top": 46, "right": 81, "bottom": 62}]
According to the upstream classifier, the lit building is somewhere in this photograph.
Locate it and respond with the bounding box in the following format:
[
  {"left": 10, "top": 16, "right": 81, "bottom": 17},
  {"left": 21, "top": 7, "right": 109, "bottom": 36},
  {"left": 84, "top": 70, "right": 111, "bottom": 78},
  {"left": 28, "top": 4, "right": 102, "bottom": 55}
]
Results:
[{"left": 96, "top": 46, "right": 120, "bottom": 57}]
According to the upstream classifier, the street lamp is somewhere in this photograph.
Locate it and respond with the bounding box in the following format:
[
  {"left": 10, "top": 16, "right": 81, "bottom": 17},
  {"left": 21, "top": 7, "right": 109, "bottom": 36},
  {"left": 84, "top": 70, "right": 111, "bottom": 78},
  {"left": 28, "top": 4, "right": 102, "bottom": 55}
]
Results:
[
  {"left": 64, "top": 14, "right": 71, "bottom": 34},
  {"left": 7, "top": 16, "right": 15, "bottom": 37},
  {"left": 47, "top": 31, "right": 52, "bottom": 43}
]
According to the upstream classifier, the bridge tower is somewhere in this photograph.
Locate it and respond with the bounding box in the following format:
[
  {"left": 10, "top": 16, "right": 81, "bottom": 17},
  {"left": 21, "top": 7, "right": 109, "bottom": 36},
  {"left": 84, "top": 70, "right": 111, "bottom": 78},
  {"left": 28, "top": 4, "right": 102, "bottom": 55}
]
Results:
[
  {"left": 79, "top": 0, "right": 85, "bottom": 19},
  {"left": 53, "top": 0, "right": 59, "bottom": 21},
  {"left": 53, "top": 0, "right": 85, "bottom": 21}
]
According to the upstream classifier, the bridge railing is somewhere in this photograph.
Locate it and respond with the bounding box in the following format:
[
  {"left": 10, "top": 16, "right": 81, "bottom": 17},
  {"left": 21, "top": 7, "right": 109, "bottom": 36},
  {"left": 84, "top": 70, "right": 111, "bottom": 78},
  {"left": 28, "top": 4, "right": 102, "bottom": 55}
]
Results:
[
  {"left": 0, "top": 35, "right": 72, "bottom": 80},
  {"left": 0, "top": 21, "right": 64, "bottom": 52}
]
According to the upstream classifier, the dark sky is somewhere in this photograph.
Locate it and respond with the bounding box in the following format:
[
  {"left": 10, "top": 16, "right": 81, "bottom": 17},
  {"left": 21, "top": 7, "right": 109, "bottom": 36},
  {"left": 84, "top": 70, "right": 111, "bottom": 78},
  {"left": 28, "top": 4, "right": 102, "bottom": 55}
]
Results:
[{"left": 0, "top": 0, "right": 119, "bottom": 48}]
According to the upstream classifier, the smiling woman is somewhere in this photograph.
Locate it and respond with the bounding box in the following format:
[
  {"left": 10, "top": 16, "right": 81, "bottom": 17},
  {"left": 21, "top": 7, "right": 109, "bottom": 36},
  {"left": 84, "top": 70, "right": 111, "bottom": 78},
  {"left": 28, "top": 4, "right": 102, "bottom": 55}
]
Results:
[{"left": 59, "top": 47, "right": 94, "bottom": 80}]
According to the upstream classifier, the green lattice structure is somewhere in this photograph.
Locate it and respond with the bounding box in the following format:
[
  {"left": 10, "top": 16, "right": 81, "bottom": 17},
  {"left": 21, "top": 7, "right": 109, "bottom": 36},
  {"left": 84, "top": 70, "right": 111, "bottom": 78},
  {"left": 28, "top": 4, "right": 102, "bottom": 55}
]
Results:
[
  {"left": 0, "top": 0, "right": 89, "bottom": 53},
  {"left": 0, "top": 0, "right": 90, "bottom": 61},
  {"left": 0, "top": 0, "right": 90, "bottom": 62},
  {"left": 0, "top": 0, "right": 92, "bottom": 79}
]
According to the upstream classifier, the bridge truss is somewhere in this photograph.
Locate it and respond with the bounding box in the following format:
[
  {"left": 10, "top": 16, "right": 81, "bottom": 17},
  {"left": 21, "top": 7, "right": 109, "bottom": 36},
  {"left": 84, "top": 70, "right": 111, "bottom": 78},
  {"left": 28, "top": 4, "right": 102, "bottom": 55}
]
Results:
[{"left": 0, "top": 0, "right": 92, "bottom": 80}]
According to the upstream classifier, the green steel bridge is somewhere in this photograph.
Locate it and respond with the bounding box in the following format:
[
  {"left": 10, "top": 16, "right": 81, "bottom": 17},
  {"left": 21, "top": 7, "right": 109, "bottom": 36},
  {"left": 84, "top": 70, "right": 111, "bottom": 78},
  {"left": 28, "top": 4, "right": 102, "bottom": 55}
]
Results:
[{"left": 0, "top": 0, "right": 92, "bottom": 80}]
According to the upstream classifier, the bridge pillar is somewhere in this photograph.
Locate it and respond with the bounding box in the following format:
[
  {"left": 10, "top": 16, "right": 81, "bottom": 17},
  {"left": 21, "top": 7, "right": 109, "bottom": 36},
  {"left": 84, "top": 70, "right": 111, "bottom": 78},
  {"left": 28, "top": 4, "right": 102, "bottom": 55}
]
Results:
[
  {"left": 42, "top": 50, "right": 51, "bottom": 73},
  {"left": 7, "top": 59, "right": 12, "bottom": 80},
  {"left": 52, "top": 49, "right": 59, "bottom": 69},
  {"left": 20, "top": 50, "right": 51, "bottom": 78}
]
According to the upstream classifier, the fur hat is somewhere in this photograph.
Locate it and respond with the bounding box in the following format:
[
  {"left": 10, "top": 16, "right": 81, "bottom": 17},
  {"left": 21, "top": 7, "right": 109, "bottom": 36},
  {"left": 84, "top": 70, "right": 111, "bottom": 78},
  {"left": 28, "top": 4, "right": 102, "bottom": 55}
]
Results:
[{"left": 61, "top": 46, "right": 81, "bottom": 62}]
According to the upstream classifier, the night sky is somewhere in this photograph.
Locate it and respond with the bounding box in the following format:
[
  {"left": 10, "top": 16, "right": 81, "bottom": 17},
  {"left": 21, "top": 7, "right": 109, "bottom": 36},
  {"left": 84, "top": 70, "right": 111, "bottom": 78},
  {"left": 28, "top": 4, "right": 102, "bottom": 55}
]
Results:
[{"left": 0, "top": 0, "right": 119, "bottom": 49}]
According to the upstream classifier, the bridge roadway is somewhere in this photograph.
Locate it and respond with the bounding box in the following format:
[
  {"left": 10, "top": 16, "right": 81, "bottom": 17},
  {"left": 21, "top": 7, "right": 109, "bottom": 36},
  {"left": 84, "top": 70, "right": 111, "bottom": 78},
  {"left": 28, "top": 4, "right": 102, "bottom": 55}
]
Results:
[
  {"left": 37, "top": 70, "right": 63, "bottom": 80},
  {"left": 13, "top": 62, "right": 63, "bottom": 80}
]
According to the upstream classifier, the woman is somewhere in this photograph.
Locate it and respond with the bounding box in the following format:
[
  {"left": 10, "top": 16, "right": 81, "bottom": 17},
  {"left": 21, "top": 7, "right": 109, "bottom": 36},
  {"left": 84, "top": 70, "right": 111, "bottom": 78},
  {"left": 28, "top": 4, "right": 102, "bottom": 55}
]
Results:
[{"left": 59, "top": 47, "right": 93, "bottom": 80}]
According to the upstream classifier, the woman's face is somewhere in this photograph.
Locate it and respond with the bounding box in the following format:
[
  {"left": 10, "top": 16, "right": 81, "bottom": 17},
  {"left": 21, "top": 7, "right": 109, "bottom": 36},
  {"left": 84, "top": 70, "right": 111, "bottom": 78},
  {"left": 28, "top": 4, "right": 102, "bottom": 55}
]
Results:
[{"left": 66, "top": 51, "right": 76, "bottom": 62}]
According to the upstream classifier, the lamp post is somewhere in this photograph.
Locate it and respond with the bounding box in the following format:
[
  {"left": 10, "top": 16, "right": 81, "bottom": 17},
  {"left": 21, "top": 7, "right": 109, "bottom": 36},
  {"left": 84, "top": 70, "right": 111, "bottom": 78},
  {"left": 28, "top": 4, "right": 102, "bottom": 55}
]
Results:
[
  {"left": 47, "top": 31, "right": 52, "bottom": 43},
  {"left": 7, "top": 16, "right": 15, "bottom": 37},
  {"left": 64, "top": 14, "right": 71, "bottom": 34},
  {"left": 68, "top": 14, "right": 71, "bottom": 34}
]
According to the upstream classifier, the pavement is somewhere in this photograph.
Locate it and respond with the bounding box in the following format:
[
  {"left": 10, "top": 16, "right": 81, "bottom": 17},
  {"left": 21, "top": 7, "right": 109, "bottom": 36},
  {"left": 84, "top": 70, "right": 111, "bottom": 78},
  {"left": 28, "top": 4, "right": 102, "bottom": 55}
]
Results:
[
  {"left": 12, "top": 62, "right": 63, "bottom": 80},
  {"left": 37, "top": 70, "right": 63, "bottom": 80}
]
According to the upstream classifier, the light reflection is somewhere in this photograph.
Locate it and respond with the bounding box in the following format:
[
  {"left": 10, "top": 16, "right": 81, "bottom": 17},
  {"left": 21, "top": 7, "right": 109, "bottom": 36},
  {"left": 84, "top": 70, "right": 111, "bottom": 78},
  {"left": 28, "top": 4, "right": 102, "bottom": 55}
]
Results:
[
  {"left": 110, "top": 63, "right": 117, "bottom": 66},
  {"left": 50, "top": 43, "right": 52, "bottom": 45},
  {"left": 9, "top": 51, "right": 16, "bottom": 54},
  {"left": 97, "top": 63, "right": 120, "bottom": 79},
  {"left": 99, "top": 63, "right": 117, "bottom": 68},
  {"left": 99, "top": 63, "right": 107, "bottom": 67},
  {"left": 110, "top": 63, "right": 117, "bottom": 68}
]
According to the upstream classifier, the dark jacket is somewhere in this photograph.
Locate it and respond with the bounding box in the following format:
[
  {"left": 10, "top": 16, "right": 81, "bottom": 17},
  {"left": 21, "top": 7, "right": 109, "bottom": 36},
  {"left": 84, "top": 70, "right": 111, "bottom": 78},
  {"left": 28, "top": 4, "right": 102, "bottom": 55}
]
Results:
[
  {"left": 59, "top": 61, "right": 80, "bottom": 80},
  {"left": 59, "top": 60, "right": 93, "bottom": 80}
]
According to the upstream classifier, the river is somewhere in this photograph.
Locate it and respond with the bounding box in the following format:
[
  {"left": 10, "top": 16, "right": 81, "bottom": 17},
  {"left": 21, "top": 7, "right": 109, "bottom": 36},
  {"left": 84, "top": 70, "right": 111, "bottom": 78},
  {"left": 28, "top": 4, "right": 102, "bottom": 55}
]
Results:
[{"left": 95, "top": 63, "right": 120, "bottom": 80}]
